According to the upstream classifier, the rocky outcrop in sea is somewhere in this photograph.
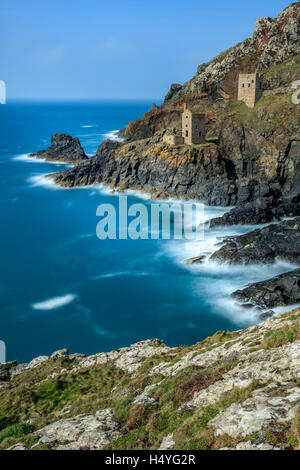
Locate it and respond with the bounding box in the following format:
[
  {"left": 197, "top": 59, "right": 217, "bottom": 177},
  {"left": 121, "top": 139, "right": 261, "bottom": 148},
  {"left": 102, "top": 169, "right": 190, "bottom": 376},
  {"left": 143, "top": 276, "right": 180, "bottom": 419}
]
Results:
[
  {"left": 210, "top": 218, "right": 300, "bottom": 265},
  {"left": 1, "top": 310, "right": 299, "bottom": 450},
  {"left": 232, "top": 269, "right": 300, "bottom": 309}
]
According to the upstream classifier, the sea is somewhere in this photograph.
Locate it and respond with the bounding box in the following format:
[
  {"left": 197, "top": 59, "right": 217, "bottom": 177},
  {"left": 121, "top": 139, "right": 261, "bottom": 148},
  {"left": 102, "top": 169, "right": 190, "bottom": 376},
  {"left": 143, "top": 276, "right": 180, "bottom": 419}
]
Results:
[{"left": 0, "top": 100, "right": 294, "bottom": 363}]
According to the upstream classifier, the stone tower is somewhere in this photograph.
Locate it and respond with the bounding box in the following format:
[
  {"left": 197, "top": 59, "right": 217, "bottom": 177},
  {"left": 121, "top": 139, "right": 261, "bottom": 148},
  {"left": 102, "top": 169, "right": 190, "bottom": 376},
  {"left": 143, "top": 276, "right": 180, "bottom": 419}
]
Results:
[
  {"left": 238, "top": 73, "right": 263, "bottom": 108},
  {"left": 182, "top": 104, "right": 206, "bottom": 145}
]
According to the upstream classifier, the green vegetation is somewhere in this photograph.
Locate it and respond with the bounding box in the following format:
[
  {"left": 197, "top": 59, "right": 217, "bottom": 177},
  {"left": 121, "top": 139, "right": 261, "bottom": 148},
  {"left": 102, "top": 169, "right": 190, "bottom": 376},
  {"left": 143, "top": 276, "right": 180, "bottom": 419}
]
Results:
[
  {"left": 182, "top": 329, "right": 241, "bottom": 356},
  {"left": 263, "top": 54, "right": 300, "bottom": 86},
  {"left": 0, "top": 423, "right": 37, "bottom": 450},
  {"left": 0, "top": 360, "right": 132, "bottom": 449},
  {"left": 265, "top": 431, "right": 278, "bottom": 446},
  {"left": 290, "top": 405, "right": 300, "bottom": 450},
  {"left": 205, "top": 136, "right": 219, "bottom": 143},
  {"left": 227, "top": 91, "right": 300, "bottom": 131},
  {"left": 278, "top": 309, "right": 300, "bottom": 323},
  {"left": 0, "top": 422, "right": 35, "bottom": 441},
  {"left": 104, "top": 367, "right": 195, "bottom": 450},
  {"left": 0, "top": 348, "right": 188, "bottom": 450},
  {"left": 249, "top": 433, "right": 260, "bottom": 442}
]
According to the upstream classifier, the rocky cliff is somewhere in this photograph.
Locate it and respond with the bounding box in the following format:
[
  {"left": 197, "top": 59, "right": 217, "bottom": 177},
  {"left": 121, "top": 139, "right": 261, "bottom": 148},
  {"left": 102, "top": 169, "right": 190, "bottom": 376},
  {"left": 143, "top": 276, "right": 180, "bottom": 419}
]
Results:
[
  {"left": 30, "top": 134, "right": 88, "bottom": 163},
  {"left": 47, "top": 2, "right": 300, "bottom": 212},
  {"left": 0, "top": 309, "right": 299, "bottom": 450},
  {"left": 51, "top": 137, "right": 237, "bottom": 205}
]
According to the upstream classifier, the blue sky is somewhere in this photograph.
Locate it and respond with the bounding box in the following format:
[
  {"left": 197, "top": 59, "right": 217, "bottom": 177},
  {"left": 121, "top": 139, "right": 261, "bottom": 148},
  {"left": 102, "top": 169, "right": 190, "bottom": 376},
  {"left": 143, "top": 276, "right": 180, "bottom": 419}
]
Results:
[{"left": 1, "top": 0, "right": 293, "bottom": 100}]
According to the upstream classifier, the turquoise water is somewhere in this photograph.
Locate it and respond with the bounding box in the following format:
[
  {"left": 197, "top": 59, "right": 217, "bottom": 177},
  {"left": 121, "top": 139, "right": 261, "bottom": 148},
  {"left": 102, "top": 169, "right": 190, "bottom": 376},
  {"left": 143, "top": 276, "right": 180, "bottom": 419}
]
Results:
[{"left": 0, "top": 101, "right": 293, "bottom": 363}]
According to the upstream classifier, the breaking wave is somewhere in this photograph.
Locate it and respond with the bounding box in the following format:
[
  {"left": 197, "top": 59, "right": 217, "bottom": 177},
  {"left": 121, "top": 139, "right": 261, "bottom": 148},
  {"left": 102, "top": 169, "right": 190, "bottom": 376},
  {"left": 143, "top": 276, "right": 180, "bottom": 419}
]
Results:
[{"left": 31, "top": 294, "right": 77, "bottom": 311}]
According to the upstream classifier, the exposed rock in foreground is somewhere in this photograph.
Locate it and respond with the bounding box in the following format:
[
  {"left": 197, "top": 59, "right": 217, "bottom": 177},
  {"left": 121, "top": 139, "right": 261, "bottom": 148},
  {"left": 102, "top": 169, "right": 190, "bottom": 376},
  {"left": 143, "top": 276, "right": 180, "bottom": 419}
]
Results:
[
  {"left": 210, "top": 218, "right": 300, "bottom": 265},
  {"left": 232, "top": 269, "right": 300, "bottom": 309},
  {"left": 33, "top": 409, "right": 122, "bottom": 451},
  {"left": 30, "top": 134, "right": 88, "bottom": 163},
  {"left": 1, "top": 310, "right": 299, "bottom": 451}
]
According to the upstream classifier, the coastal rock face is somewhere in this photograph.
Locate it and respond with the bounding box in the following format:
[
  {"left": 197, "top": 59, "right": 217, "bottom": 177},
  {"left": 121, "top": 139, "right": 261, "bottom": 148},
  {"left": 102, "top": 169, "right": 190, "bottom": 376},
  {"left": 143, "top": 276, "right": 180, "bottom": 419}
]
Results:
[
  {"left": 1, "top": 309, "right": 299, "bottom": 450},
  {"left": 210, "top": 218, "right": 300, "bottom": 265},
  {"left": 208, "top": 382, "right": 300, "bottom": 440},
  {"left": 163, "top": 2, "right": 300, "bottom": 104},
  {"left": 232, "top": 269, "right": 300, "bottom": 309},
  {"left": 124, "top": 2, "right": 300, "bottom": 139},
  {"left": 50, "top": 122, "right": 300, "bottom": 208},
  {"left": 40, "top": 3, "right": 300, "bottom": 210},
  {"left": 52, "top": 138, "right": 237, "bottom": 205},
  {"left": 209, "top": 201, "right": 280, "bottom": 227},
  {"left": 210, "top": 198, "right": 300, "bottom": 227},
  {"left": 49, "top": 99, "right": 300, "bottom": 210},
  {"left": 31, "top": 134, "right": 88, "bottom": 163},
  {"left": 105, "top": 2, "right": 300, "bottom": 210}
]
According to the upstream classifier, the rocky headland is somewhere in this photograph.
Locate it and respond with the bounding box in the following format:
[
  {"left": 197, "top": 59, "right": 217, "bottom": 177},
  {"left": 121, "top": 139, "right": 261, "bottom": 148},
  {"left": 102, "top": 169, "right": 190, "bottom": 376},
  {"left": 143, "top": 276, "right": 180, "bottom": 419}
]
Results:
[
  {"left": 29, "top": 2, "right": 300, "bottom": 316},
  {"left": 232, "top": 269, "right": 300, "bottom": 309},
  {"left": 30, "top": 133, "right": 88, "bottom": 163},
  {"left": 0, "top": 309, "right": 299, "bottom": 450}
]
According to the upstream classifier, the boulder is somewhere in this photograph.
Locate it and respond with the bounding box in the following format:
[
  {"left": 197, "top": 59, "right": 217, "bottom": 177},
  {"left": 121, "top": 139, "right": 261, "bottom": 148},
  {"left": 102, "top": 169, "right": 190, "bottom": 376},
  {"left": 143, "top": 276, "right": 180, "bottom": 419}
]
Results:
[
  {"left": 27, "top": 356, "right": 49, "bottom": 369},
  {"left": 184, "top": 256, "right": 206, "bottom": 265},
  {"left": 50, "top": 349, "right": 69, "bottom": 360}
]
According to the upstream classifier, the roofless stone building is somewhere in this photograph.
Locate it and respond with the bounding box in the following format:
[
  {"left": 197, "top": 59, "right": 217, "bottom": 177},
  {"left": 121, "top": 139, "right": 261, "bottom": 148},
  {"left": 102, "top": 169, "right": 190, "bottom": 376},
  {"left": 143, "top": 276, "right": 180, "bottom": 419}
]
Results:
[
  {"left": 163, "top": 104, "right": 206, "bottom": 146},
  {"left": 237, "top": 73, "right": 263, "bottom": 108},
  {"left": 182, "top": 103, "right": 206, "bottom": 145}
]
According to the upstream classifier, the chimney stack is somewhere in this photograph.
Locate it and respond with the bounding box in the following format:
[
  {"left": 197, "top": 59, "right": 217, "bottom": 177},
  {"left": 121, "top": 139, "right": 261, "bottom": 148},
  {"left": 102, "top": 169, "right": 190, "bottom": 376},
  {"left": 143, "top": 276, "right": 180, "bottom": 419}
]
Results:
[{"left": 183, "top": 103, "right": 187, "bottom": 112}]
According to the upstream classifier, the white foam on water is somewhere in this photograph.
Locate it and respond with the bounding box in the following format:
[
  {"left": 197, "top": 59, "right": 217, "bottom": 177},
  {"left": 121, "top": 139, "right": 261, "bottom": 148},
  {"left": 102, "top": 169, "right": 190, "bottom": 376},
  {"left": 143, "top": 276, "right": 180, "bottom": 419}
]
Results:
[
  {"left": 79, "top": 233, "right": 95, "bottom": 240},
  {"left": 74, "top": 304, "right": 117, "bottom": 338},
  {"left": 91, "top": 271, "right": 153, "bottom": 280},
  {"left": 92, "top": 324, "right": 116, "bottom": 338},
  {"left": 212, "top": 296, "right": 259, "bottom": 326},
  {"left": 12, "top": 154, "right": 42, "bottom": 163},
  {"left": 123, "top": 189, "right": 153, "bottom": 200},
  {"left": 14, "top": 147, "right": 298, "bottom": 328},
  {"left": 161, "top": 210, "right": 299, "bottom": 327},
  {"left": 27, "top": 174, "right": 62, "bottom": 190},
  {"left": 102, "top": 130, "right": 123, "bottom": 142},
  {"left": 81, "top": 125, "right": 98, "bottom": 128},
  {"left": 31, "top": 294, "right": 77, "bottom": 311},
  {"left": 12, "top": 153, "right": 73, "bottom": 167},
  {"left": 273, "top": 302, "right": 300, "bottom": 316}
]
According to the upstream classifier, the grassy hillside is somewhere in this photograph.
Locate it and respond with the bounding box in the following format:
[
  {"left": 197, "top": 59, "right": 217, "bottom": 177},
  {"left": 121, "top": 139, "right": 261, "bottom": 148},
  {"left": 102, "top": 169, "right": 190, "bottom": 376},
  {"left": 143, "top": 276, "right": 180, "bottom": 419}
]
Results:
[{"left": 0, "top": 309, "right": 299, "bottom": 451}]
